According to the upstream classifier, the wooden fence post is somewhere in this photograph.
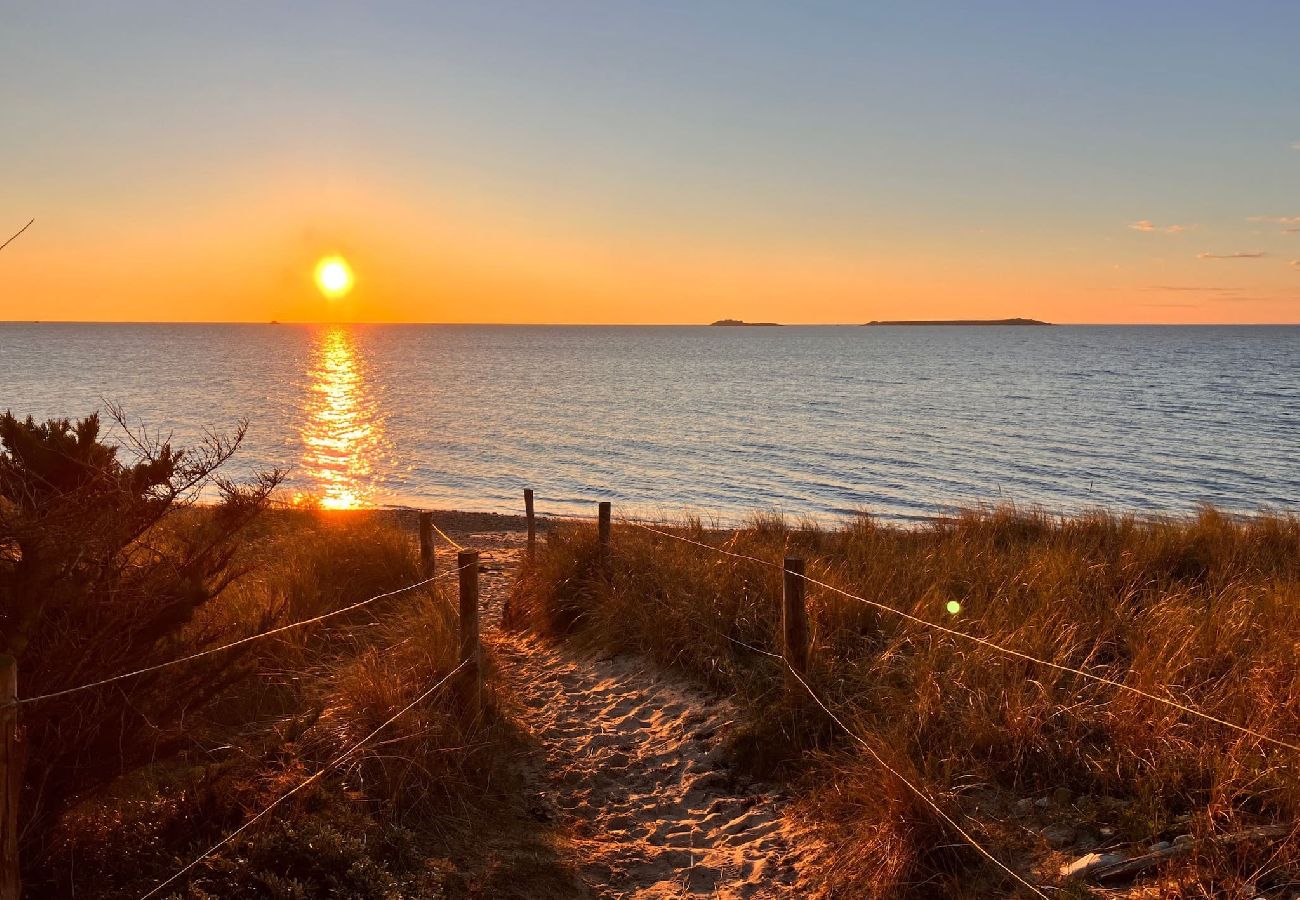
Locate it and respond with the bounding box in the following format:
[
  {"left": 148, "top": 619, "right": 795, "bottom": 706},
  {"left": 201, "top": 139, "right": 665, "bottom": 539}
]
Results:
[
  {"left": 418, "top": 512, "right": 435, "bottom": 580},
  {"left": 1, "top": 655, "right": 19, "bottom": 900},
  {"left": 782, "top": 558, "right": 810, "bottom": 693},
  {"left": 457, "top": 551, "right": 482, "bottom": 713},
  {"left": 524, "top": 489, "right": 536, "bottom": 558},
  {"left": 598, "top": 501, "right": 611, "bottom": 560}
]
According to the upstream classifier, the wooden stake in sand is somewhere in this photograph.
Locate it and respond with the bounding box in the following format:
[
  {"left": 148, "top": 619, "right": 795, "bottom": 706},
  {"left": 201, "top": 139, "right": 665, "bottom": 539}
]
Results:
[
  {"left": 457, "top": 550, "right": 483, "bottom": 713},
  {"left": 598, "top": 501, "right": 612, "bottom": 564},
  {"left": 419, "top": 512, "right": 435, "bottom": 579},
  {"left": 524, "top": 489, "right": 536, "bottom": 558},
  {"left": 782, "top": 558, "right": 810, "bottom": 693},
  {"left": 1, "top": 655, "right": 20, "bottom": 900}
]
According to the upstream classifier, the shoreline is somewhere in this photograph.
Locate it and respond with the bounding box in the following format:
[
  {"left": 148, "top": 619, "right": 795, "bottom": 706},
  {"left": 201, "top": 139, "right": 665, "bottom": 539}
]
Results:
[{"left": 308, "top": 503, "right": 1292, "bottom": 539}]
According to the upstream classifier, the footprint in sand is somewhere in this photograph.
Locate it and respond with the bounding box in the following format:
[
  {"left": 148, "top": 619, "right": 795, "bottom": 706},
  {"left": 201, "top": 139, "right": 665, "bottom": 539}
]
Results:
[{"left": 476, "top": 546, "right": 802, "bottom": 899}]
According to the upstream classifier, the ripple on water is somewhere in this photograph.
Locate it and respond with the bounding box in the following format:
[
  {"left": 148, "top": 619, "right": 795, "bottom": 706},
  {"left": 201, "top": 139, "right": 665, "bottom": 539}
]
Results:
[{"left": 1, "top": 323, "right": 1296, "bottom": 521}]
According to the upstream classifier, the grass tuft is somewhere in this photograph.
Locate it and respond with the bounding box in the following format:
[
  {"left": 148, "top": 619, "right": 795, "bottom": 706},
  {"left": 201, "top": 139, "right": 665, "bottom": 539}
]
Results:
[
  {"left": 31, "top": 509, "right": 533, "bottom": 899},
  {"left": 512, "top": 506, "right": 1300, "bottom": 895}
]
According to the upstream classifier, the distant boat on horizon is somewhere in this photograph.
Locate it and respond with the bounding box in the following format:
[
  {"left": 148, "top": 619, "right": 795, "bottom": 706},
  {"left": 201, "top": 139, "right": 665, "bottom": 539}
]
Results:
[{"left": 710, "top": 318, "right": 782, "bottom": 327}]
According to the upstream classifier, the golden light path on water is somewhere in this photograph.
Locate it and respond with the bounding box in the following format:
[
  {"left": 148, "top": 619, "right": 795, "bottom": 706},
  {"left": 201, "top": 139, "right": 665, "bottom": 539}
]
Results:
[{"left": 297, "top": 327, "right": 385, "bottom": 510}]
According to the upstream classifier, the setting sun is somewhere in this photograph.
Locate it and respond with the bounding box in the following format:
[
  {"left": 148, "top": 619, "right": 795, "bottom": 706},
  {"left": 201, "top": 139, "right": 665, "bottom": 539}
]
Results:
[
  {"left": 6, "top": 6, "right": 1300, "bottom": 897},
  {"left": 314, "top": 256, "right": 354, "bottom": 299}
]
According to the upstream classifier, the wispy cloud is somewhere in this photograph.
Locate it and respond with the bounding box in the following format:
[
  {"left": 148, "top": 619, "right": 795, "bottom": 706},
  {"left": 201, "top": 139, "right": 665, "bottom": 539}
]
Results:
[
  {"left": 1197, "top": 251, "right": 1268, "bottom": 259},
  {"left": 1291, "top": 259, "right": 1300, "bottom": 269},
  {"left": 1248, "top": 216, "right": 1300, "bottom": 235},
  {"left": 1129, "top": 220, "right": 1192, "bottom": 233}
]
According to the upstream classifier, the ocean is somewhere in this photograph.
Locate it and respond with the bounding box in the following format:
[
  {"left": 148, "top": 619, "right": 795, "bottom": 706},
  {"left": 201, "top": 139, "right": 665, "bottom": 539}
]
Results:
[{"left": 2, "top": 323, "right": 1296, "bottom": 522}]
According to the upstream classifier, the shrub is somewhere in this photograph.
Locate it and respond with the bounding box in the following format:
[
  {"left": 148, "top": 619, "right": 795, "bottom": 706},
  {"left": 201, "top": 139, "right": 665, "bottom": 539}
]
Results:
[{"left": 0, "top": 407, "right": 278, "bottom": 866}]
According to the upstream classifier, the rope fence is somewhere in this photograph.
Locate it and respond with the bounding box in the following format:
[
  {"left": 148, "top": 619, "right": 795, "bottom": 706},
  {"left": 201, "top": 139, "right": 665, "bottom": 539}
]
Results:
[
  {"left": 429, "top": 518, "right": 465, "bottom": 551},
  {"left": 1, "top": 521, "right": 488, "bottom": 898},
  {"left": 614, "top": 519, "right": 1300, "bottom": 755},
  {"left": 12, "top": 560, "right": 476, "bottom": 709},
  {"left": 784, "top": 662, "right": 1050, "bottom": 898},
  {"left": 512, "top": 492, "right": 1300, "bottom": 896},
  {"left": 524, "top": 500, "right": 1049, "bottom": 895},
  {"left": 139, "top": 657, "right": 472, "bottom": 899},
  {"left": 519, "top": 503, "right": 1300, "bottom": 754},
  {"left": 556, "top": 515, "right": 1050, "bottom": 893},
  {"left": 6, "top": 491, "right": 1292, "bottom": 898}
]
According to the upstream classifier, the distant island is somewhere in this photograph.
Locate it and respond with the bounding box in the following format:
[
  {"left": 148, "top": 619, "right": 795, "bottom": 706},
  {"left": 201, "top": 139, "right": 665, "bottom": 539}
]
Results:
[
  {"left": 710, "top": 319, "right": 782, "bottom": 327},
  {"left": 862, "top": 317, "right": 1052, "bottom": 327}
]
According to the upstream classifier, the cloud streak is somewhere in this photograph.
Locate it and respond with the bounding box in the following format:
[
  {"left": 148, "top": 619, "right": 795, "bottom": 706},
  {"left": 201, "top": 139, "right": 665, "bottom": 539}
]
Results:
[
  {"left": 1129, "top": 220, "right": 1192, "bottom": 233},
  {"left": 1197, "top": 251, "right": 1268, "bottom": 260}
]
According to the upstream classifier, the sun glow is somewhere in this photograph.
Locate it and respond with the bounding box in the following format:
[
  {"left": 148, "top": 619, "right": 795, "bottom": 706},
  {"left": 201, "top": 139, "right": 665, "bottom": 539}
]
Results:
[
  {"left": 314, "top": 256, "right": 354, "bottom": 299},
  {"left": 297, "top": 327, "right": 385, "bottom": 509}
]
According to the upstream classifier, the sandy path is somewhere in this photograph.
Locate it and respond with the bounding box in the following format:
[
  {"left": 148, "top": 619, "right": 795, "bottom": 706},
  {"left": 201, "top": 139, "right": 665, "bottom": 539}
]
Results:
[
  {"left": 443, "top": 528, "right": 800, "bottom": 898},
  {"left": 491, "top": 633, "right": 800, "bottom": 898}
]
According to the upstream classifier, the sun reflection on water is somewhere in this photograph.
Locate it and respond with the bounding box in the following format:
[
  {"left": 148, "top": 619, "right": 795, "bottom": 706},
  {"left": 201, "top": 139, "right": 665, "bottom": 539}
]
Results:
[{"left": 297, "top": 327, "right": 385, "bottom": 510}]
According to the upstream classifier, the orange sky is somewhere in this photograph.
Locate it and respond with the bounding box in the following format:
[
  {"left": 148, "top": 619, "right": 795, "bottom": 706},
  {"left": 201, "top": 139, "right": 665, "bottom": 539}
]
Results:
[
  {"left": 3, "top": 165, "right": 1295, "bottom": 325},
  {"left": 2, "top": 5, "right": 1297, "bottom": 325}
]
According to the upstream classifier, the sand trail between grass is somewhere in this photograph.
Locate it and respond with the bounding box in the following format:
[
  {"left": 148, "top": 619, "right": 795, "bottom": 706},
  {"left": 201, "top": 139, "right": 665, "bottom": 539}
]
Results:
[
  {"left": 492, "top": 632, "right": 800, "bottom": 898},
  {"left": 465, "top": 539, "right": 801, "bottom": 898}
]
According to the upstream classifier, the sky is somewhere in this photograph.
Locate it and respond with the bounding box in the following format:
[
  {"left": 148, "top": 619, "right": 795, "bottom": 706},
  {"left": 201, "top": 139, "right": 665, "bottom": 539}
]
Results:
[{"left": 1, "top": 1, "right": 1298, "bottom": 324}]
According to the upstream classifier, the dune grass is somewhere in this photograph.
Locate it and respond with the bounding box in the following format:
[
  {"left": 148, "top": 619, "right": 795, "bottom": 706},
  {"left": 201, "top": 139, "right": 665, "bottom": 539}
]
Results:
[
  {"left": 510, "top": 505, "right": 1300, "bottom": 897},
  {"left": 29, "top": 509, "right": 567, "bottom": 900}
]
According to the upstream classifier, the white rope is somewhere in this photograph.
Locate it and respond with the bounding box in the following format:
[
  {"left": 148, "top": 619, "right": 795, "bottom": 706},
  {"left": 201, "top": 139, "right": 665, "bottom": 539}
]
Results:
[
  {"left": 784, "top": 664, "right": 1050, "bottom": 898},
  {"left": 622, "top": 521, "right": 1300, "bottom": 756},
  {"left": 427, "top": 516, "right": 466, "bottom": 551},
  {"left": 139, "top": 656, "right": 472, "bottom": 899},
  {"left": 16, "top": 561, "right": 475, "bottom": 707},
  {"left": 592, "top": 517, "right": 1045, "bottom": 895}
]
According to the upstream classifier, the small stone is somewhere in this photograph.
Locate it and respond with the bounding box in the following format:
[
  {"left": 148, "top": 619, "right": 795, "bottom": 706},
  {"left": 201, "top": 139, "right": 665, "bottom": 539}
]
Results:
[
  {"left": 1015, "top": 798, "right": 1034, "bottom": 816},
  {"left": 1148, "top": 841, "right": 1171, "bottom": 852},
  {"left": 1041, "top": 825, "right": 1077, "bottom": 848},
  {"left": 1060, "top": 852, "right": 1126, "bottom": 879},
  {"left": 1034, "top": 796, "right": 1051, "bottom": 809},
  {"left": 1172, "top": 833, "right": 1194, "bottom": 846},
  {"left": 1099, "top": 826, "right": 1116, "bottom": 837},
  {"left": 1052, "top": 787, "right": 1073, "bottom": 807}
]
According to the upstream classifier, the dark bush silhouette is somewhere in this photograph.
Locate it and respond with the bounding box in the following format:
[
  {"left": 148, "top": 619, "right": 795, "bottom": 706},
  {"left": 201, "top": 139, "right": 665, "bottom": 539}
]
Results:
[{"left": 0, "top": 405, "right": 279, "bottom": 864}]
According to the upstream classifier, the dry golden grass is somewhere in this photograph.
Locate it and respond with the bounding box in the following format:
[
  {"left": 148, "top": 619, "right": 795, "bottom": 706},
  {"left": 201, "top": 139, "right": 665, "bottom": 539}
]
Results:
[
  {"left": 32, "top": 509, "right": 554, "bottom": 900},
  {"left": 511, "top": 506, "right": 1300, "bottom": 897}
]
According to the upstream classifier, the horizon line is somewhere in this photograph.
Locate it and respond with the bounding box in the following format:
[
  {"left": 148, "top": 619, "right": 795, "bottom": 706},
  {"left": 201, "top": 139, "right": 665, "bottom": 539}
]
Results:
[{"left": 2, "top": 319, "right": 1299, "bottom": 327}]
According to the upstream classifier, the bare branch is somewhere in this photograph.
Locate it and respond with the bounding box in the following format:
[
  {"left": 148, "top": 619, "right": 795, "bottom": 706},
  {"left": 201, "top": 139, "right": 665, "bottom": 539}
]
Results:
[{"left": 0, "top": 218, "right": 34, "bottom": 254}]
